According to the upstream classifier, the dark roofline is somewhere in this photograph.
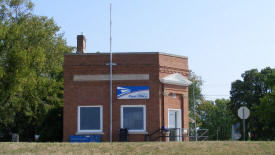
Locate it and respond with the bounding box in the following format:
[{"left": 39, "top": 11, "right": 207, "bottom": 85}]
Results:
[{"left": 64, "top": 52, "right": 188, "bottom": 59}]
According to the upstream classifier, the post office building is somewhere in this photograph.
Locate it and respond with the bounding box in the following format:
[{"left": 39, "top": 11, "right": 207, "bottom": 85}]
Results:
[{"left": 63, "top": 35, "right": 192, "bottom": 142}]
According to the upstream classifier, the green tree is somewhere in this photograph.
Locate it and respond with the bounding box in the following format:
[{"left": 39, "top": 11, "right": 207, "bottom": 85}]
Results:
[
  {"left": 229, "top": 67, "right": 275, "bottom": 140},
  {"left": 188, "top": 71, "right": 204, "bottom": 139},
  {"left": 198, "top": 99, "right": 233, "bottom": 140},
  {"left": 188, "top": 71, "right": 233, "bottom": 140},
  {"left": 38, "top": 104, "right": 63, "bottom": 142},
  {"left": 254, "top": 75, "right": 275, "bottom": 140},
  {"left": 0, "top": 0, "right": 73, "bottom": 141},
  {"left": 188, "top": 70, "right": 203, "bottom": 110}
]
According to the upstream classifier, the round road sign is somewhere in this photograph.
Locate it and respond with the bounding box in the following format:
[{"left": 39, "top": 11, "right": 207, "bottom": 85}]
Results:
[{"left": 238, "top": 106, "right": 250, "bottom": 119}]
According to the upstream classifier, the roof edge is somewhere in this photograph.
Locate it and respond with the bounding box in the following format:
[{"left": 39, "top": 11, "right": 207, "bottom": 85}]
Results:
[{"left": 64, "top": 52, "right": 188, "bottom": 59}]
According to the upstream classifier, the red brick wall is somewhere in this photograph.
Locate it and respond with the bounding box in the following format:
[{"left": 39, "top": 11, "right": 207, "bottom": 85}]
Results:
[
  {"left": 63, "top": 52, "right": 189, "bottom": 142},
  {"left": 159, "top": 54, "right": 188, "bottom": 73},
  {"left": 161, "top": 84, "right": 189, "bottom": 141},
  {"left": 158, "top": 54, "right": 189, "bottom": 141}
]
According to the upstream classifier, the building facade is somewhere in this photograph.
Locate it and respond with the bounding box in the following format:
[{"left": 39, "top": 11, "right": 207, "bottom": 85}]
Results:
[{"left": 63, "top": 35, "right": 191, "bottom": 142}]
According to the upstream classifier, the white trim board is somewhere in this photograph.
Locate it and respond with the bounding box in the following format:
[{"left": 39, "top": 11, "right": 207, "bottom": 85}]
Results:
[{"left": 160, "top": 73, "right": 192, "bottom": 86}]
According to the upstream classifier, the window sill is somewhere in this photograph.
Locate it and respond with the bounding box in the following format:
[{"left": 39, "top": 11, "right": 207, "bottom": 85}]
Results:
[
  {"left": 76, "top": 132, "right": 104, "bottom": 135},
  {"left": 128, "top": 131, "right": 148, "bottom": 134}
]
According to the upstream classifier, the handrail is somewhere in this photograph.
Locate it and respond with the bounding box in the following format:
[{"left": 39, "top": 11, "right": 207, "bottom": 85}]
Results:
[{"left": 145, "top": 128, "right": 186, "bottom": 141}]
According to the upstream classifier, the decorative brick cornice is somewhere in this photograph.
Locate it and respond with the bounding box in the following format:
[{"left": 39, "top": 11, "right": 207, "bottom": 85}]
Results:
[{"left": 159, "top": 66, "right": 189, "bottom": 76}]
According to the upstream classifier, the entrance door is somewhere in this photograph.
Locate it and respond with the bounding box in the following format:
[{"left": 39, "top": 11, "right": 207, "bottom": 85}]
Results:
[{"left": 168, "top": 109, "right": 182, "bottom": 141}]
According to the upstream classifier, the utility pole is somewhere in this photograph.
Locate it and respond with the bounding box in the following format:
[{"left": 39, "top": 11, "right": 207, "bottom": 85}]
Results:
[{"left": 192, "top": 84, "right": 197, "bottom": 141}]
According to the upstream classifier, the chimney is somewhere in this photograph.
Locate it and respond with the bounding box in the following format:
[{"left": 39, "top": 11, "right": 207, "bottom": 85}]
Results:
[{"left": 76, "top": 34, "right": 86, "bottom": 54}]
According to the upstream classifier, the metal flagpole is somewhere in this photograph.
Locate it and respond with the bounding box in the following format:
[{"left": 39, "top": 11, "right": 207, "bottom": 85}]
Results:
[{"left": 109, "top": 2, "right": 112, "bottom": 142}]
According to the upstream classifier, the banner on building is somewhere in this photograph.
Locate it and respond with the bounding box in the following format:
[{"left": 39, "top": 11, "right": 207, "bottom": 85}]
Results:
[{"left": 117, "top": 86, "right": 150, "bottom": 99}]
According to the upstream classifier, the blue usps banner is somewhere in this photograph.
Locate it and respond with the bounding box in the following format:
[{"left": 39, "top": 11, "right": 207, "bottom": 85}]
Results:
[{"left": 117, "top": 86, "right": 150, "bottom": 99}]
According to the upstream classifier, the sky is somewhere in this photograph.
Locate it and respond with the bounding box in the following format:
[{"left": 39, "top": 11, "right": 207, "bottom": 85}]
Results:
[{"left": 34, "top": 0, "right": 275, "bottom": 101}]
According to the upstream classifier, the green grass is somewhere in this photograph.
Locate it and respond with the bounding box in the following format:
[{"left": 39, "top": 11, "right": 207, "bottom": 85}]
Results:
[{"left": 0, "top": 141, "right": 274, "bottom": 155}]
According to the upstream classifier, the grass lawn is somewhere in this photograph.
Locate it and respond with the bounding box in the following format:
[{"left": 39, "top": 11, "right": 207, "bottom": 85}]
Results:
[{"left": 0, "top": 141, "right": 274, "bottom": 155}]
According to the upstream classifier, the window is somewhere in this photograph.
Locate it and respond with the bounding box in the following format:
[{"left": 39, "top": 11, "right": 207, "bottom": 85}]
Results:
[
  {"left": 121, "top": 105, "right": 146, "bottom": 132},
  {"left": 78, "top": 106, "right": 103, "bottom": 133}
]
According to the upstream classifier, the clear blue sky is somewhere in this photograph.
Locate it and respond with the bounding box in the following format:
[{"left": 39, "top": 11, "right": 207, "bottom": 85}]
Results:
[{"left": 34, "top": 0, "right": 275, "bottom": 101}]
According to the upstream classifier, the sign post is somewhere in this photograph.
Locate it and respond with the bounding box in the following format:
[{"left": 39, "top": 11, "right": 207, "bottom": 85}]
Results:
[{"left": 238, "top": 106, "right": 250, "bottom": 141}]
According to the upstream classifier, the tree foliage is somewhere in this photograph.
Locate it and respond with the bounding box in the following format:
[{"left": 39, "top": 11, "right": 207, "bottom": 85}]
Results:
[
  {"left": 188, "top": 71, "right": 203, "bottom": 138},
  {"left": 0, "top": 0, "right": 73, "bottom": 141},
  {"left": 0, "top": 0, "right": 33, "bottom": 22},
  {"left": 229, "top": 67, "right": 275, "bottom": 140},
  {"left": 197, "top": 99, "right": 233, "bottom": 140},
  {"left": 38, "top": 104, "right": 63, "bottom": 142},
  {"left": 188, "top": 71, "right": 232, "bottom": 140},
  {"left": 255, "top": 88, "right": 275, "bottom": 139},
  {"left": 188, "top": 70, "right": 203, "bottom": 114}
]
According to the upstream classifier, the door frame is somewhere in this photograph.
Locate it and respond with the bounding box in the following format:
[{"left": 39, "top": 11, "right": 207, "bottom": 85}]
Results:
[{"left": 168, "top": 108, "right": 182, "bottom": 141}]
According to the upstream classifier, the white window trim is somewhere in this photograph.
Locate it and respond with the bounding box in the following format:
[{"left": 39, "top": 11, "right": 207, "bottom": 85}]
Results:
[
  {"left": 77, "top": 105, "right": 103, "bottom": 133},
  {"left": 120, "top": 105, "right": 146, "bottom": 133}
]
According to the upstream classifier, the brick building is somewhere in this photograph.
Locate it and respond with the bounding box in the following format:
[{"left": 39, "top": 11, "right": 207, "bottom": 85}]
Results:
[{"left": 63, "top": 35, "right": 192, "bottom": 142}]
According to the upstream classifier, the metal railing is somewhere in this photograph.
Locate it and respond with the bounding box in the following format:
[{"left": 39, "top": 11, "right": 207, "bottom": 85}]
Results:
[
  {"left": 189, "top": 129, "right": 208, "bottom": 141},
  {"left": 145, "top": 128, "right": 189, "bottom": 141}
]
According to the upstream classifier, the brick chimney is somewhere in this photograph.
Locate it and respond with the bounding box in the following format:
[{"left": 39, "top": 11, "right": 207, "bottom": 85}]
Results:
[{"left": 76, "top": 35, "right": 86, "bottom": 54}]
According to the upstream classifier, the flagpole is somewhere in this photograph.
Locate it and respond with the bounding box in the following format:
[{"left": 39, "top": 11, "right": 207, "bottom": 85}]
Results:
[{"left": 109, "top": 2, "right": 113, "bottom": 142}]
